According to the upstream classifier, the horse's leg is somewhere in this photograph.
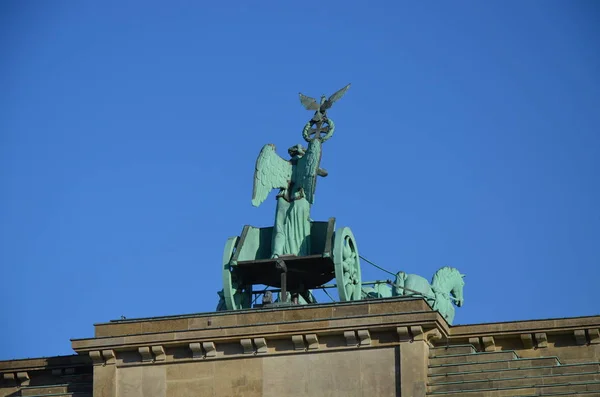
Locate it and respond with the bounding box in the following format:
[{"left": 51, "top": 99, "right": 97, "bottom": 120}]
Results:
[{"left": 392, "top": 272, "right": 407, "bottom": 296}]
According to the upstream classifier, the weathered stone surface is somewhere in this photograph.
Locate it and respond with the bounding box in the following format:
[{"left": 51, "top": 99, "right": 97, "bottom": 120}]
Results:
[
  {"left": 138, "top": 347, "right": 153, "bottom": 362},
  {"left": 430, "top": 350, "right": 516, "bottom": 365},
  {"left": 166, "top": 361, "right": 215, "bottom": 381},
  {"left": 397, "top": 326, "right": 410, "bottom": 341},
  {"left": 575, "top": 329, "right": 587, "bottom": 345},
  {"left": 260, "top": 347, "right": 398, "bottom": 396},
  {"left": 429, "top": 356, "right": 560, "bottom": 375},
  {"left": 94, "top": 363, "right": 116, "bottom": 397},
  {"left": 142, "top": 366, "right": 166, "bottom": 397},
  {"left": 482, "top": 336, "right": 495, "bottom": 351},
  {"left": 400, "top": 341, "right": 427, "bottom": 397},
  {"left": 429, "top": 362, "right": 600, "bottom": 384},
  {"left": 21, "top": 385, "right": 69, "bottom": 396},
  {"left": 214, "top": 358, "right": 262, "bottom": 397},
  {"left": 95, "top": 322, "right": 142, "bottom": 338},
  {"left": 451, "top": 316, "right": 600, "bottom": 337},
  {"left": 430, "top": 371, "right": 600, "bottom": 393},
  {"left": 521, "top": 333, "right": 534, "bottom": 349},
  {"left": 1, "top": 373, "right": 15, "bottom": 383},
  {"left": 89, "top": 298, "right": 435, "bottom": 338},
  {"left": 102, "top": 349, "right": 116, "bottom": 364},
  {"left": 5, "top": 297, "right": 600, "bottom": 397},
  {"left": 367, "top": 298, "right": 431, "bottom": 315},
  {"left": 151, "top": 346, "right": 166, "bottom": 361},
  {"left": 189, "top": 314, "right": 238, "bottom": 329},
  {"left": 357, "top": 329, "right": 371, "bottom": 346},
  {"left": 90, "top": 350, "right": 104, "bottom": 365},
  {"left": 411, "top": 325, "right": 424, "bottom": 341},
  {"left": 283, "top": 307, "right": 331, "bottom": 321},
  {"left": 240, "top": 338, "right": 254, "bottom": 354},
  {"left": 15, "top": 372, "right": 29, "bottom": 386},
  {"left": 202, "top": 342, "right": 217, "bottom": 358},
  {"left": 468, "top": 336, "right": 481, "bottom": 351},
  {"left": 142, "top": 319, "right": 188, "bottom": 334},
  {"left": 535, "top": 332, "right": 548, "bottom": 348},
  {"left": 332, "top": 304, "right": 369, "bottom": 318},
  {"left": 291, "top": 335, "right": 304, "bottom": 351},
  {"left": 343, "top": 330, "right": 358, "bottom": 346},
  {"left": 589, "top": 328, "right": 600, "bottom": 344},
  {"left": 188, "top": 342, "right": 202, "bottom": 359},
  {"left": 429, "top": 344, "right": 475, "bottom": 358},
  {"left": 254, "top": 338, "right": 268, "bottom": 354},
  {"left": 305, "top": 333, "right": 319, "bottom": 350},
  {"left": 426, "top": 328, "right": 442, "bottom": 346},
  {"left": 167, "top": 379, "right": 213, "bottom": 397}
]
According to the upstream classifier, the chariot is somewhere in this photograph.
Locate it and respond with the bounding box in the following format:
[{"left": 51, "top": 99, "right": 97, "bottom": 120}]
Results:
[{"left": 221, "top": 218, "right": 361, "bottom": 310}]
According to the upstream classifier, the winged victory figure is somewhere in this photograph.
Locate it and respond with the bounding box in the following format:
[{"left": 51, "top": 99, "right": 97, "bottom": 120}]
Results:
[
  {"left": 299, "top": 83, "right": 351, "bottom": 122},
  {"left": 252, "top": 123, "right": 332, "bottom": 258}
]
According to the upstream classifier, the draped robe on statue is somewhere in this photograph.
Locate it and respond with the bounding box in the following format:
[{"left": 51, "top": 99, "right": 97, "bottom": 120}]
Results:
[
  {"left": 273, "top": 195, "right": 311, "bottom": 257},
  {"left": 252, "top": 136, "right": 323, "bottom": 258}
]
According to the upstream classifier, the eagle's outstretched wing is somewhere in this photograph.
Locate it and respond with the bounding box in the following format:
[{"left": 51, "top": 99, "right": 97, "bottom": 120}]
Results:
[
  {"left": 298, "top": 139, "right": 323, "bottom": 205},
  {"left": 299, "top": 93, "right": 320, "bottom": 110},
  {"left": 323, "top": 83, "right": 351, "bottom": 110},
  {"left": 252, "top": 144, "right": 293, "bottom": 207}
]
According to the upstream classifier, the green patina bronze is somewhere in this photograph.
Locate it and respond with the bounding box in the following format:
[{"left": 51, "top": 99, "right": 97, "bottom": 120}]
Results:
[
  {"left": 215, "top": 85, "right": 466, "bottom": 325},
  {"left": 299, "top": 83, "right": 350, "bottom": 123},
  {"left": 251, "top": 124, "right": 330, "bottom": 258},
  {"left": 362, "top": 267, "right": 465, "bottom": 324},
  {"left": 251, "top": 83, "right": 351, "bottom": 258}
]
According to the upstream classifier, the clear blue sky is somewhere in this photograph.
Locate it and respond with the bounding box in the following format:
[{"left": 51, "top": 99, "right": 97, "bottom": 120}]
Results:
[{"left": 1, "top": 1, "right": 599, "bottom": 360}]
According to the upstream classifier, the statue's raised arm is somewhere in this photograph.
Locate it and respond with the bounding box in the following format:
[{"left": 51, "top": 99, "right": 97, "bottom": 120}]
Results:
[{"left": 252, "top": 144, "right": 292, "bottom": 207}]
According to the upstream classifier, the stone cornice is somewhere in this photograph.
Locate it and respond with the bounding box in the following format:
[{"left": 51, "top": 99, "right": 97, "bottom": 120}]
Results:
[
  {"left": 88, "top": 297, "right": 442, "bottom": 338},
  {"left": 0, "top": 354, "right": 90, "bottom": 373},
  {"left": 72, "top": 308, "right": 447, "bottom": 353},
  {"left": 449, "top": 315, "right": 600, "bottom": 338}
]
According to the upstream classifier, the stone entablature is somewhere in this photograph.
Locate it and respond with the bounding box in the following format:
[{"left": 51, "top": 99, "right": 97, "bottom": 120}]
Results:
[
  {"left": 71, "top": 298, "right": 445, "bottom": 367},
  {"left": 89, "top": 297, "right": 444, "bottom": 337},
  {"left": 449, "top": 315, "right": 600, "bottom": 365},
  {"left": 2, "top": 298, "right": 600, "bottom": 397},
  {"left": 0, "top": 355, "right": 92, "bottom": 397}
]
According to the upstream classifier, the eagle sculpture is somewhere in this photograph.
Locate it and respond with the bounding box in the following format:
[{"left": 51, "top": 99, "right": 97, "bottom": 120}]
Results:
[{"left": 299, "top": 83, "right": 351, "bottom": 122}]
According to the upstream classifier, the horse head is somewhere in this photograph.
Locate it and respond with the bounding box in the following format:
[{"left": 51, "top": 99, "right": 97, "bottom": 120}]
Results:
[
  {"left": 432, "top": 267, "right": 465, "bottom": 307},
  {"left": 452, "top": 272, "right": 465, "bottom": 307}
]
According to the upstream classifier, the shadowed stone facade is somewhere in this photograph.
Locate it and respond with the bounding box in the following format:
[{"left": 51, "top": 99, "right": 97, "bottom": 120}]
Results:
[{"left": 1, "top": 298, "right": 599, "bottom": 396}]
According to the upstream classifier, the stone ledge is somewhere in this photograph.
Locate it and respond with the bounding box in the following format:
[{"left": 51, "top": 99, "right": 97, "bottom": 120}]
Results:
[
  {"left": 92, "top": 297, "right": 435, "bottom": 338},
  {"left": 450, "top": 315, "right": 600, "bottom": 338},
  {"left": 72, "top": 309, "right": 445, "bottom": 353},
  {"left": 0, "top": 355, "right": 91, "bottom": 372}
]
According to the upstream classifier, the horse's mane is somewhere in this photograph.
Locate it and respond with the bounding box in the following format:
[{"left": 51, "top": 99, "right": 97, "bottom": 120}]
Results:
[{"left": 431, "top": 266, "right": 461, "bottom": 289}]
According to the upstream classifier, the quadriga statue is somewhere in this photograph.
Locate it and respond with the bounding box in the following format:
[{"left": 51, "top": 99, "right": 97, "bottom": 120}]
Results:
[{"left": 362, "top": 266, "right": 465, "bottom": 325}]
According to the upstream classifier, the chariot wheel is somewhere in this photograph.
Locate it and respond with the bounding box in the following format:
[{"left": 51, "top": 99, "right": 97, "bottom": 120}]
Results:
[
  {"left": 222, "top": 236, "right": 252, "bottom": 310},
  {"left": 333, "top": 227, "right": 362, "bottom": 301}
]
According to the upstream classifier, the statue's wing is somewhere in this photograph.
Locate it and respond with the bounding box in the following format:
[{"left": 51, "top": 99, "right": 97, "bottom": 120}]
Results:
[
  {"left": 323, "top": 83, "right": 351, "bottom": 110},
  {"left": 298, "top": 140, "right": 322, "bottom": 205},
  {"left": 299, "top": 93, "right": 320, "bottom": 110},
  {"left": 252, "top": 144, "right": 292, "bottom": 207}
]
